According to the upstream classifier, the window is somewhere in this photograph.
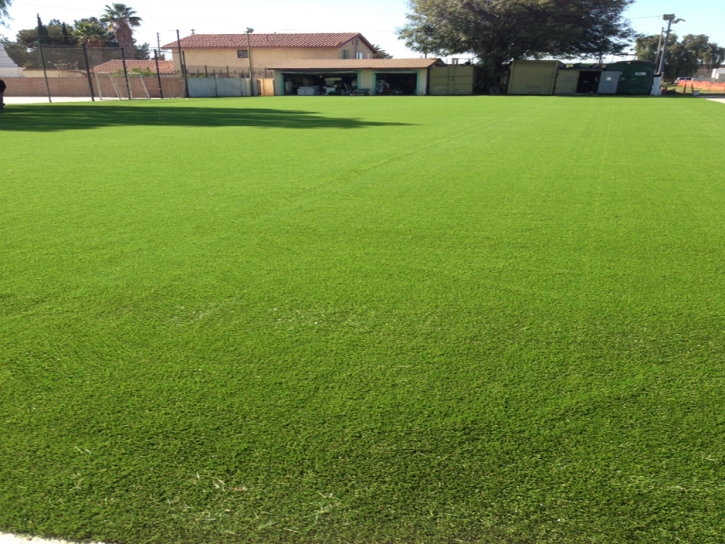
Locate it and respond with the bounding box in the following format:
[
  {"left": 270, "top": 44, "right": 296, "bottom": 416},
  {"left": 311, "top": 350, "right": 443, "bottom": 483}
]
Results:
[
  {"left": 341, "top": 50, "right": 349, "bottom": 59},
  {"left": 356, "top": 51, "right": 363, "bottom": 59},
  {"left": 237, "top": 50, "right": 249, "bottom": 59}
]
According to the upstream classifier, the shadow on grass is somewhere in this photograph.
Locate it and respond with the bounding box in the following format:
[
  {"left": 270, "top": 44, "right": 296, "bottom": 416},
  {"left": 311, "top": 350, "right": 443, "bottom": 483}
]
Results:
[{"left": 0, "top": 104, "right": 413, "bottom": 132}]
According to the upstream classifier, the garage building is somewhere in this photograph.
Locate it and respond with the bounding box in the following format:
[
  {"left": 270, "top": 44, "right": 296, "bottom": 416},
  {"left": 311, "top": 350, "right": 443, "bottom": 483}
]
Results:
[{"left": 269, "top": 58, "right": 444, "bottom": 96}]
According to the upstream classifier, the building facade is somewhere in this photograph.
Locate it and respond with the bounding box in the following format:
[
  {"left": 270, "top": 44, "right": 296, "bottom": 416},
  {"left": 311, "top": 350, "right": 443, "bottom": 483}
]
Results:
[{"left": 163, "top": 33, "right": 378, "bottom": 78}]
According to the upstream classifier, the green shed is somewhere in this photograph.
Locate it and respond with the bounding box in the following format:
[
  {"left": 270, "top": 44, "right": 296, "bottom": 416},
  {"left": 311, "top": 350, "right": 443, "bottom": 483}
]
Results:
[{"left": 606, "top": 61, "right": 656, "bottom": 95}]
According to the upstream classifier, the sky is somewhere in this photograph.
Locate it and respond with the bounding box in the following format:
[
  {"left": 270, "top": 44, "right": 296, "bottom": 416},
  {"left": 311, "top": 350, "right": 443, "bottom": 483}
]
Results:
[{"left": 1, "top": 0, "right": 723, "bottom": 62}]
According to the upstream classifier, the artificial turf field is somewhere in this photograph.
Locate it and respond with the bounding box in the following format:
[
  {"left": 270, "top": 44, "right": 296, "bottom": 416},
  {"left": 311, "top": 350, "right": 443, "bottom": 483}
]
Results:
[{"left": 1, "top": 96, "right": 724, "bottom": 543}]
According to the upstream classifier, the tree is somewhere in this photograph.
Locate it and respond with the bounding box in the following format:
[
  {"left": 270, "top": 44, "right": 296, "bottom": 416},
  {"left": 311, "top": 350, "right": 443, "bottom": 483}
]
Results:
[
  {"left": 636, "top": 33, "right": 724, "bottom": 80},
  {"left": 398, "top": 0, "right": 634, "bottom": 88},
  {"left": 372, "top": 44, "right": 393, "bottom": 59},
  {"left": 0, "top": 0, "right": 11, "bottom": 23},
  {"left": 3, "top": 18, "right": 81, "bottom": 68},
  {"left": 134, "top": 41, "right": 150, "bottom": 59},
  {"left": 37, "top": 14, "right": 50, "bottom": 45},
  {"left": 100, "top": 3, "right": 141, "bottom": 58},
  {"left": 72, "top": 20, "right": 108, "bottom": 47}
]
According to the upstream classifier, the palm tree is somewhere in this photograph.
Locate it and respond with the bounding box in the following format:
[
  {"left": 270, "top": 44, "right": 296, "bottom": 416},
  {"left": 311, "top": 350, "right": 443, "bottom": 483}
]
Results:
[
  {"left": 72, "top": 20, "right": 108, "bottom": 47},
  {"left": 100, "top": 3, "right": 141, "bottom": 58}
]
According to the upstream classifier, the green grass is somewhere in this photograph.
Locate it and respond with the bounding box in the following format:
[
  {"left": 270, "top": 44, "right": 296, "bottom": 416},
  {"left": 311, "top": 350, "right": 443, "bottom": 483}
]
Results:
[{"left": 1, "top": 96, "right": 725, "bottom": 543}]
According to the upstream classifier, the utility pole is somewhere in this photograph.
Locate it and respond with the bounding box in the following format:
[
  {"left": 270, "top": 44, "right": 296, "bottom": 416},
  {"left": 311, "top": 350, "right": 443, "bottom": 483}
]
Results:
[
  {"left": 654, "top": 27, "right": 665, "bottom": 69},
  {"left": 246, "top": 27, "right": 256, "bottom": 96},
  {"left": 658, "top": 14, "right": 685, "bottom": 78},
  {"left": 157, "top": 32, "right": 162, "bottom": 56}
]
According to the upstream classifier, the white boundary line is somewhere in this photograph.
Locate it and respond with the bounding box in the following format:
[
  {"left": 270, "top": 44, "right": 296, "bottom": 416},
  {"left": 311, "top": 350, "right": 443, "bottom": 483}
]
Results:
[{"left": 0, "top": 534, "right": 105, "bottom": 544}]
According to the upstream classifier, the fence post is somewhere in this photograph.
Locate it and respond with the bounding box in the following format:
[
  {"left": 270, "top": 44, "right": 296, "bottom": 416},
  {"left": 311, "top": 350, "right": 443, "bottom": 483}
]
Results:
[
  {"left": 176, "top": 30, "right": 190, "bottom": 98},
  {"left": 82, "top": 44, "right": 96, "bottom": 101},
  {"left": 154, "top": 50, "right": 164, "bottom": 99},
  {"left": 120, "top": 47, "right": 133, "bottom": 100},
  {"left": 38, "top": 43, "right": 53, "bottom": 104}
]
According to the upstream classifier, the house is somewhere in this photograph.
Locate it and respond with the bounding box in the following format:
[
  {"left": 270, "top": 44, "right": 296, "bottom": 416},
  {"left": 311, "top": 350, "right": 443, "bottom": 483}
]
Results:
[
  {"left": 268, "top": 58, "right": 444, "bottom": 96},
  {"left": 162, "top": 33, "right": 378, "bottom": 78}
]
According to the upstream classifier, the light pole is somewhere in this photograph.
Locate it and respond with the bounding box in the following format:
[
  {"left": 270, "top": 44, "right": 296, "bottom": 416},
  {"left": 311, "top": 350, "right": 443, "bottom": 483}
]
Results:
[
  {"left": 246, "top": 27, "right": 256, "bottom": 96},
  {"left": 658, "top": 14, "right": 685, "bottom": 78},
  {"left": 654, "top": 27, "right": 665, "bottom": 69}
]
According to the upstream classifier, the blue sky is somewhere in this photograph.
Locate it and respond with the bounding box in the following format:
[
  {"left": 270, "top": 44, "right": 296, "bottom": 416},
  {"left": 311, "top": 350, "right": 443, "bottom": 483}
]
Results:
[{"left": 2, "top": 0, "right": 723, "bottom": 60}]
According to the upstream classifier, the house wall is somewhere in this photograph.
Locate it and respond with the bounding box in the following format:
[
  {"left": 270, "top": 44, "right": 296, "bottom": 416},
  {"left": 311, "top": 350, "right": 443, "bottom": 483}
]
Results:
[{"left": 174, "top": 39, "right": 376, "bottom": 74}]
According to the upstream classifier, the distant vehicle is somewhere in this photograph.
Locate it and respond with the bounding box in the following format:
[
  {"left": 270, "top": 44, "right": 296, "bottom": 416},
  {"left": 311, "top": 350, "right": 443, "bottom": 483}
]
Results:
[{"left": 675, "top": 77, "right": 693, "bottom": 83}]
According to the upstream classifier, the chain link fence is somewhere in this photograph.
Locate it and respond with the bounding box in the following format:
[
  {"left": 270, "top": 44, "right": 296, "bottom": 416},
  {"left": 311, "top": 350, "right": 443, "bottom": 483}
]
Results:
[
  {"left": 2, "top": 43, "right": 186, "bottom": 101},
  {"left": 2, "top": 42, "right": 274, "bottom": 100}
]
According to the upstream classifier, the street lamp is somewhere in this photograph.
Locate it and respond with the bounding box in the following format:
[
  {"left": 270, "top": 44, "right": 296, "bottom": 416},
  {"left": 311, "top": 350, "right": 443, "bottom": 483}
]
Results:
[
  {"left": 658, "top": 14, "right": 685, "bottom": 78},
  {"left": 246, "top": 27, "right": 256, "bottom": 96}
]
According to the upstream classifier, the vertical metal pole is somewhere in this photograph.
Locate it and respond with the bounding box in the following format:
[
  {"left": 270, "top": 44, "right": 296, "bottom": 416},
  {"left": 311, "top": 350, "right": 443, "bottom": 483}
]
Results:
[
  {"left": 658, "top": 20, "right": 673, "bottom": 77},
  {"left": 95, "top": 72, "right": 103, "bottom": 100},
  {"left": 176, "top": 30, "right": 189, "bottom": 98},
  {"left": 654, "top": 27, "right": 665, "bottom": 70},
  {"left": 82, "top": 44, "right": 96, "bottom": 101},
  {"left": 154, "top": 50, "right": 164, "bottom": 99},
  {"left": 182, "top": 51, "right": 190, "bottom": 97},
  {"left": 38, "top": 43, "right": 52, "bottom": 103},
  {"left": 246, "top": 30, "right": 255, "bottom": 96},
  {"left": 120, "top": 47, "right": 133, "bottom": 100}
]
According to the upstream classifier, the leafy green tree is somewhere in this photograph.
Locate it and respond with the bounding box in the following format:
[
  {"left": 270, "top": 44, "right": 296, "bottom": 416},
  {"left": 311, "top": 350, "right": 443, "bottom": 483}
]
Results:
[
  {"left": 0, "top": 0, "right": 11, "bottom": 22},
  {"left": 398, "top": 0, "right": 634, "bottom": 88},
  {"left": 4, "top": 18, "right": 81, "bottom": 68},
  {"left": 72, "top": 20, "right": 109, "bottom": 46},
  {"left": 636, "top": 33, "right": 724, "bottom": 80},
  {"left": 134, "top": 41, "right": 150, "bottom": 59},
  {"left": 100, "top": 3, "right": 141, "bottom": 58},
  {"left": 37, "top": 14, "right": 50, "bottom": 45}
]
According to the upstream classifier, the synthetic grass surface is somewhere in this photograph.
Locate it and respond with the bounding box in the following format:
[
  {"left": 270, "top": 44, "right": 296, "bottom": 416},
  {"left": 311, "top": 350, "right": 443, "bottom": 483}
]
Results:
[{"left": 1, "top": 96, "right": 725, "bottom": 543}]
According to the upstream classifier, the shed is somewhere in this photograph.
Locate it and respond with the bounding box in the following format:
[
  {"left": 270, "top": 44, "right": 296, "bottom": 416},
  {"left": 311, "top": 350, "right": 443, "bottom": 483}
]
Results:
[
  {"left": 508, "top": 60, "right": 560, "bottom": 95},
  {"left": 429, "top": 65, "right": 478, "bottom": 95},
  {"left": 605, "top": 61, "right": 655, "bottom": 95},
  {"left": 268, "top": 58, "right": 444, "bottom": 96},
  {"left": 553, "top": 69, "right": 580, "bottom": 95}
]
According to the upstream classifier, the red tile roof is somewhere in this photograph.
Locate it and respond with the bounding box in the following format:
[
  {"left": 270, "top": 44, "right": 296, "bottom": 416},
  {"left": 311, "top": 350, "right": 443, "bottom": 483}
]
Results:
[
  {"left": 91, "top": 59, "right": 175, "bottom": 74},
  {"left": 162, "top": 33, "right": 376, "bottom": 52},
  {"left": 268, "top": 59, "right": 444, "bottom": 70}
]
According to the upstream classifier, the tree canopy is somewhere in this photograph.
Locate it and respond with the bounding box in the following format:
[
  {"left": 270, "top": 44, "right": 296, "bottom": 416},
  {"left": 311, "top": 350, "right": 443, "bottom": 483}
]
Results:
[
  {"left": 398, "top": 0, "right": 634, "bottom": 86},
  {"left": 2, "top": 14, "right": 150, "bottom": 70},
  {"left": 0, "top": 0, "right": 11, "bottom": 22},
  {"left": 636, "top": 33, "right": 724, "bottom": 80}
]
